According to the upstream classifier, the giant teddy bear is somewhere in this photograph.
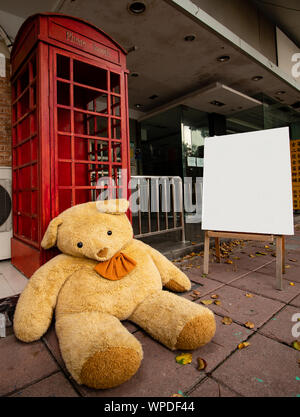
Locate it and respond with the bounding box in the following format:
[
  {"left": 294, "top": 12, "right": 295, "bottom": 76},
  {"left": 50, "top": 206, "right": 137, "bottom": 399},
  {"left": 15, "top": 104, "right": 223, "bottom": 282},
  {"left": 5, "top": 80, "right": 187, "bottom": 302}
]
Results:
[{"left": 14, "top": 199, "right": 216, "bottom": 389}]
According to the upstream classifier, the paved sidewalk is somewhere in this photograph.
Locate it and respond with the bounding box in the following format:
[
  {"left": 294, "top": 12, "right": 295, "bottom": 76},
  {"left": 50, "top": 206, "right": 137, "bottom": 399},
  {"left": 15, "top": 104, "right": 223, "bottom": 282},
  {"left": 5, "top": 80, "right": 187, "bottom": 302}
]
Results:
[{"left": 0, "top": 225, "right": 300, "bottom": 397}]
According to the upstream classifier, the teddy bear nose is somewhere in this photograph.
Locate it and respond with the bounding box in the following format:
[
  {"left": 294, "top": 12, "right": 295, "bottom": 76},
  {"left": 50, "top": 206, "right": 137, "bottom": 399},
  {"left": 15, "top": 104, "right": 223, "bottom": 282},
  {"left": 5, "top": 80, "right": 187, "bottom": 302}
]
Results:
[{"left": 97, "top": 248, "right": 109, "bottom": 258}]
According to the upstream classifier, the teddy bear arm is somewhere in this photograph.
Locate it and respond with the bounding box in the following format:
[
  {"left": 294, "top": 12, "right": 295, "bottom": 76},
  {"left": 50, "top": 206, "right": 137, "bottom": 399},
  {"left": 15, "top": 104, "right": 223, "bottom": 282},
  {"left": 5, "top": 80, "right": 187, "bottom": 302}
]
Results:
[
  {"left": 13, "top": 256, "right": 75, "bottom": 342},
  {"left": 139, "top": 242, "right": 191, "bottom": 292}
]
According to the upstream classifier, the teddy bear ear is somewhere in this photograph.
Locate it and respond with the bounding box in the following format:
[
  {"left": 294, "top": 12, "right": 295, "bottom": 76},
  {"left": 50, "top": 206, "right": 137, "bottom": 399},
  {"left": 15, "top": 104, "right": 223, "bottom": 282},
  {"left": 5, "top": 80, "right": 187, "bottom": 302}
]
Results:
[
  {"left": 41, "top": 217, "right": 63, "bottom": 249},
  {"left": 96, "top": 199, "right": 129, "bottom": 215}
]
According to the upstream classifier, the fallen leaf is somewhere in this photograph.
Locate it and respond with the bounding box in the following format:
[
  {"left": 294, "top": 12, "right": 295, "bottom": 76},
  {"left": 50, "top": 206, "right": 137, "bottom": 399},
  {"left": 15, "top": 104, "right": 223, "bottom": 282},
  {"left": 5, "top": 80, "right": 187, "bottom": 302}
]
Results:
[
  {"left": 225, "top": 259, "right": 233, "bottom": 264},
  {"left": 289, "top": 258, "right": 298, "bottom": 262},
  {"left": 201, "top": 274, "right": 207, "bottom": 278},
  {"left": 238, "top": 342, "right": 250, "bottom": 349},
  {"left": 290, "top": 282, "right": 295, "bottom": 286},
  {"left": 222, "top": 316, "right": 233, "bottom": 325},
  {"left": 285, "top": 265, "right": 290, "bottom": 269},
  {"left": 214, "top": 300, "right": 221, "bottom": 305},
  {"left": 249, "top": 254, "right": 255, "bottom": 258},
  {"left": 244, "top": 321, "right": 255, "bottom": 329},
  {"left": 210, "top": 294, "right": 219, "bottom": 299},
  {"left": 245, "top": 293, "right": 254, "bottom": 298},
  {"left": 197, "top": 358, "right": 207, "bottom": 371},
  {"left": 193, "top": 290, "right": 201, "bottom": 296},
  {"left": 232, "top": 256, "right": 240, "bottom": 260},
  {"left": 264, "top": 245, "right": 270, "bottom": 249},
  {"left": 256, "top": 251, "right": 267, "bottom": 256},
  {"left": 171, "top": 393, "right": 184, "bottom": 397},
  {"left": 201, "top": 299, "right": 213, "bottom": 305},
  {"left": 176, "top": 353, "right": 193, "bottom": 365},
  {"left": 292, "top": 341, "right": 300, "bottom": 351},
  {"left": 191, "top": 242, "right": 196, "bottom": 245}
]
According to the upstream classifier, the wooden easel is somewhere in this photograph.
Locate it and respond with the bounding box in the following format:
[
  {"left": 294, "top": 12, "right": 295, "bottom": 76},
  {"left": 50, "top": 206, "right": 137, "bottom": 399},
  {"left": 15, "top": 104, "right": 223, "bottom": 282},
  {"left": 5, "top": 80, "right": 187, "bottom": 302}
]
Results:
[{"left": 203, "top": 231, "right": 285, "bottom": 290}]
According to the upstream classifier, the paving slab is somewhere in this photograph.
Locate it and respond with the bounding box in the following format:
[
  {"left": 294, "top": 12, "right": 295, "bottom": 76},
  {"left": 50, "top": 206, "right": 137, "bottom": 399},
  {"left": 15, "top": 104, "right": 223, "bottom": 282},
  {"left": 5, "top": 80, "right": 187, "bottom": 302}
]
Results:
[
  {"left": 188, "top": 376, "right": 239, "bottom": 397},
  {"left": 10, "top": 372, "right": 79, "bottom": 397},
  {"left": 186, "top": 315, "right": 253, "bottom": 375},
  {"left": 213, "top": 333, "right": 300, "bottom": 397},
  {"left": 76, "top": 330, "right": 206, "bottom": 397},
  {"left": 0, "top": 334, "right": 59, "bottom": 396},
  {"left": 197, "top": 286, "right": 284, "bottom": 330},
  {"left": 258, "top": 305, "right": 300, "bottom": 345},
  {"left": 186, "top": 263, "right": 251, "bottom": 285},
  {"left": 258, "top": 262, "right": 300, "bottom": 284},
  {"left": 229, "top": 271, "right": 300, "bottom": 303},
  {"left": 289, "top": 294, "right": 300, "bottom": 308},
  {"left": 183, "top": 273, "right": 224, "bottom": 298}
]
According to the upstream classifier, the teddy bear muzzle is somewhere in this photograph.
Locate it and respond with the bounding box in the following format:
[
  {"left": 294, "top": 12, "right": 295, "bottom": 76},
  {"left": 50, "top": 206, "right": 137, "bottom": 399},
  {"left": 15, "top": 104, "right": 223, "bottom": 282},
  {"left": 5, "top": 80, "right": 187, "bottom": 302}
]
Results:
[{"left": 97, "top": 248, "right": 109, "bottom": 258}]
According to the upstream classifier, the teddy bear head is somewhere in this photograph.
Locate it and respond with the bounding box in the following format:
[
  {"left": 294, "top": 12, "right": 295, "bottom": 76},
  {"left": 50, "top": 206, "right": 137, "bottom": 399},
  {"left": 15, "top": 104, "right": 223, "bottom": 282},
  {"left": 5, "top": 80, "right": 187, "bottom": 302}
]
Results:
[{"left": 41, "top": 199, "right": 133, "bottom": 261}]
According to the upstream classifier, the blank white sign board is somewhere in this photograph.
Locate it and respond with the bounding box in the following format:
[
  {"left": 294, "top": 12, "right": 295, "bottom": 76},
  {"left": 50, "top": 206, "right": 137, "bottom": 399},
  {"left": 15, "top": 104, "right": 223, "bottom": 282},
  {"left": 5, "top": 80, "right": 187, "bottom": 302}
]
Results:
[{"left": 201, "top": 127, "right": 294, "bottom": 235}]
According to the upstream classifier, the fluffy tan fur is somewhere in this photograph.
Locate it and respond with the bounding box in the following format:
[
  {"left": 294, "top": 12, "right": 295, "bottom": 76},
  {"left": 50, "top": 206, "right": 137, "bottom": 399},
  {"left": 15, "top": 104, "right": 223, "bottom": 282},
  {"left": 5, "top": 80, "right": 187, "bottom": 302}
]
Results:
[{"left": 14, "top": 199, "right": 216, "bottom": 389}]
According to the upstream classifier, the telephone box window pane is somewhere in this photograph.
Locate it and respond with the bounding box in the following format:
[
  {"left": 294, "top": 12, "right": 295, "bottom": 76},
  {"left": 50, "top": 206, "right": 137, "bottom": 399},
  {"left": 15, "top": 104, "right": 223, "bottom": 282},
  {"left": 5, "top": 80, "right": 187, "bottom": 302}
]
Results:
[
  {"left": 19, "top": 166, "right": 31, "bottom": 189},
  {"left": 87, "top": 115, "right": 108, "bottom": 138},
  {"left": 31, "top": 163, "right": 38, "bottom": 188},
  {"left": 74, "top": 85, "right": 107, "bottom": 113},
  {"left": 20, "top": 215, "right": 31, "bottom": 239},
  {"left": 58, "top": 108, "right": 71, "bottom": 132},
  {"left": 58, "top": 162, "right": 72, "bottom": 186},
  {"left": 74, "top": 111, "right": 87, "bottom": 135},
  {"left": 30, "top": 112, "right": 37, "bottom": 134},
  {"left": 32, "top": 83, "right": 36, "bottom": 106},
  {"left": 19, "top": 90, "right": 29, "bottom": 118},
  {"left": 75, "top": 189, "right": 90, "bottom": 205},
  {"left": 31, "top": 56, "right": 36, "bottom": 78},
  {"left": 75, "top": 137, "right": 88, "bottom": 160},
  {"left": 92, "top": 140, "right": 109, "bottom": 162},
  {"left": 57, "top": 82, "right": 70, "bottom": 106},
  {"left": 31, "top": 218, "right": 38, "bottom": 242},
  {"left": 31, "top": 191, "right": 37, "bottom": 214},
  {"left": 111, "top": 119, "right": 121, "bottom": 139},
  {"left": 112, "top": 143, "right": 121, "bottom": 163},
  {"left": 73, "top": 60, "right": 107, "bottom": 90},
  {"left": 95, "top": 94, "right": 108, "bottom": 114},
  {"left": 31, "top": 137, "right": 38, "bottom": 162},
  {"left": 18, "top": 141, "right": 31, "bottom": 166},
  {"left": 75, "top": 163, "right": 89, "bottom": 186},
  {"left": 58, "top": 135, "right": 72, "bottom": 160},
  {"left": 57, "top": 55, "right": 70, "bottom": 80},
  {"left": 18, "top": 117, "right": 30, "bottom": 141},
  {"left": 111, "top": 95, "right": 120, "bottom": 116},
  {"left": 20, "top": 191, "right": 31, "bottom": 213},
  {"left": 20, "top": 67, "right": 29, "bottom": 93},
  {"left": 110, "top": 73, "right": 120, "bottom": 94},
  {"left": 59, "top": 189, "right": 72, "bottom": 214}
]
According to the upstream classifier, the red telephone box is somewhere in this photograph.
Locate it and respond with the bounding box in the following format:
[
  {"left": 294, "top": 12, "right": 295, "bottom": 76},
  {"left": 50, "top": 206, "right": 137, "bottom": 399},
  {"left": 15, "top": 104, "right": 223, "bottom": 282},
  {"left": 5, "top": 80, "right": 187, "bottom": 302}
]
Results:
[{"left": 11, "top": 13, "right": 131, "bottom": 278}]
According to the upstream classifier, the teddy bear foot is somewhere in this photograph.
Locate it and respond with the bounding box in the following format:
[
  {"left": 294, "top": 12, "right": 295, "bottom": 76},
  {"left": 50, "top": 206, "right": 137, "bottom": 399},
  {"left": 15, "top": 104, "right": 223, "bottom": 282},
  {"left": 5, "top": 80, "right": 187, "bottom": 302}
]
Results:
[
  {"left": 80, "top": 346, "right": 142, "bottom": 389},
  {"left": 175, "top": 313, "right": 216, "bottom": 350}
]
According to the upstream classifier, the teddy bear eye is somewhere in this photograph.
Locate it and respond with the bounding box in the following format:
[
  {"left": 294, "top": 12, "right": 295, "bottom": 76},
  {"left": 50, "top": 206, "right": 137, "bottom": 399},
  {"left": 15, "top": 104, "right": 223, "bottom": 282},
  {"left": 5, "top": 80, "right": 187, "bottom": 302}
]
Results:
[
  {"left": 107, "top": 231, "right": 112, "bottom": 236},
  {"left": 77, "top": 242, "right": 83, "bottom": 248}
]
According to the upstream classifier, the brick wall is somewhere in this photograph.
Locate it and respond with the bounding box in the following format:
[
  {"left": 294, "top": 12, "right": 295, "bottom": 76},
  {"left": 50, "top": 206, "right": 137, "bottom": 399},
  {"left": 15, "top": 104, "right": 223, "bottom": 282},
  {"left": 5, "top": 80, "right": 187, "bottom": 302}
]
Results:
[{"left": 0, "top": 54, "right": 11, "bottom": 167}]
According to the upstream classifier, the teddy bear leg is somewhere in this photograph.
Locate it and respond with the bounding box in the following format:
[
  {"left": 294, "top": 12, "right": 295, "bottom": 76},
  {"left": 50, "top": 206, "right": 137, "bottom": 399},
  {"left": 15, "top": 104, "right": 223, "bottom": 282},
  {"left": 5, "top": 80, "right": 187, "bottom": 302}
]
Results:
[
  {"left": 129, "top": 290, "right": 216, "bottom": 350},
  {"left": 55, "top": 311, "right": 143, "bottom": 389}
]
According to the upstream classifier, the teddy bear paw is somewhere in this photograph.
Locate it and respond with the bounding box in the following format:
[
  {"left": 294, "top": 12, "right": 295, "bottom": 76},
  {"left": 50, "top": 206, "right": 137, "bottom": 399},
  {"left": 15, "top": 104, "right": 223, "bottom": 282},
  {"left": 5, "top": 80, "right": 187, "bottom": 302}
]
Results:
[
  {"left": 80, "top": 346, "right": 142, "bottom": 389},
  {"left": 175, "top": 311, "right": 216, "bottom": 350}
]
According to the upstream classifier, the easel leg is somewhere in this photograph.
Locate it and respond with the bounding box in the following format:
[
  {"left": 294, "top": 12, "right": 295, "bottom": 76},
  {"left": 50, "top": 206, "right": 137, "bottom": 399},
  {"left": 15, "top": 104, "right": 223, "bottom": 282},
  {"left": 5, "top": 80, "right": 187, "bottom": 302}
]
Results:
[
  {"left": 203, "top": 231, "right": 210, "bottom": 275},
  {"left": 276, "top": 236, "right": 283, "bottom": 290},
  {"left": 215, "top": 237, "right": 221, "bottom": 263},
  {"left": 282, "top": 236, "right": 285, "bottom": 274}
]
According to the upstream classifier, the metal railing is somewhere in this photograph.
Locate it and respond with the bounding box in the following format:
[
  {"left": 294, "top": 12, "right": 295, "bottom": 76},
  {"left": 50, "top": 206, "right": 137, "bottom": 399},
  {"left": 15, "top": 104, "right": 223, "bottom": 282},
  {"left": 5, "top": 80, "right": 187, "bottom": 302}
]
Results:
[{"left": 131, "top": 175, "right": 185, "bottom": 241}]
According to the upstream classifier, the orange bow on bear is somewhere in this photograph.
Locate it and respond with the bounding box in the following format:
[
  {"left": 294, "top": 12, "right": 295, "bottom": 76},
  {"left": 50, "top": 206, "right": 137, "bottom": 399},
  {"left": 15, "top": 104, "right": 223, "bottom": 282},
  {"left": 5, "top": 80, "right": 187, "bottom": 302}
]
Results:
[{"left": 94, "top": 251, "right": 137, "bottom": 281}]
